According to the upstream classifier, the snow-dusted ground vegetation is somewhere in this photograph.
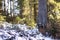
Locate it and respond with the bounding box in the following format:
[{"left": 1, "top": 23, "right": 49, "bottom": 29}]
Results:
[{"left": 0, "top": 22, "right": 54, "bottom": 40}]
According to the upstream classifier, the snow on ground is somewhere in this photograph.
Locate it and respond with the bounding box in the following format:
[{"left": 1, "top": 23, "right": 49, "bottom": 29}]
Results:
[{"left": 0, "top": 22, "right": 53, "bottom": 40}]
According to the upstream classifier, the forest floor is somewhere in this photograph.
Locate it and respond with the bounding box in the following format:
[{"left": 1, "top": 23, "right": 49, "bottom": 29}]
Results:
[{"left": 0, "top": 22, "right": 54, "bottom": 40}]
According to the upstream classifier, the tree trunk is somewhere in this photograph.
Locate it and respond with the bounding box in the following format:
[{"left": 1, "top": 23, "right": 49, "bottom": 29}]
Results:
[
  {"left": 34, "top": 0, "right": 37, "bottom": 23},
  {"left": 37, "top": 0, "right": 47, "bottom": 27},
  {"left": 18, "top": 0, "right": 24, "bottom": 18}
]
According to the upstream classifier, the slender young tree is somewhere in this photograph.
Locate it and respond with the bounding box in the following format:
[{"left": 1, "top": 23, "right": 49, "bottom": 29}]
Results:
[{"left": 34, "top": 0, "right": 37, "bottom": 23}]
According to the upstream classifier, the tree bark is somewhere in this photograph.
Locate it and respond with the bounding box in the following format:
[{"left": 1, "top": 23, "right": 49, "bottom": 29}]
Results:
[{"left": 37, "top": 0, "right": 47, "bottom": 27}]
